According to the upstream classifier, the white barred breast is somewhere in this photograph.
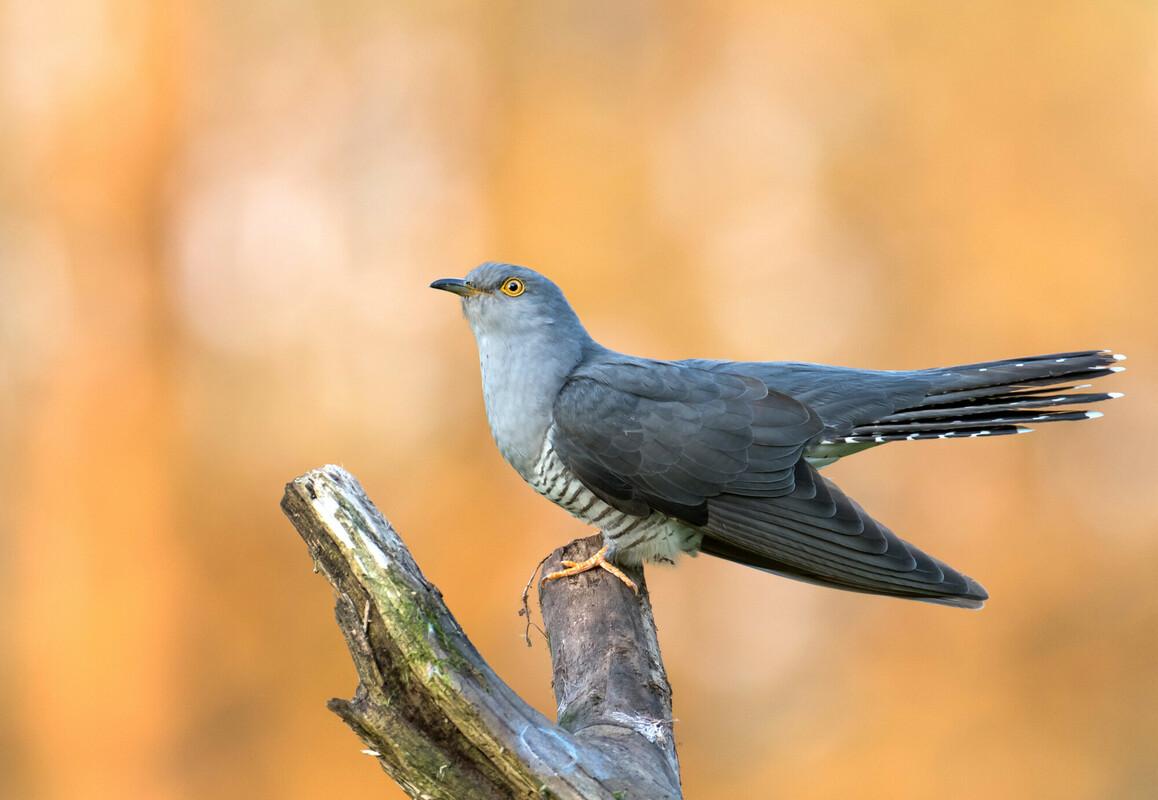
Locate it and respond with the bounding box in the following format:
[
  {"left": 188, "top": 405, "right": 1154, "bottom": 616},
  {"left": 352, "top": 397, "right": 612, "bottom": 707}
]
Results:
[{"left": 528, "top": 434, "right": 702, "bottom": 566}]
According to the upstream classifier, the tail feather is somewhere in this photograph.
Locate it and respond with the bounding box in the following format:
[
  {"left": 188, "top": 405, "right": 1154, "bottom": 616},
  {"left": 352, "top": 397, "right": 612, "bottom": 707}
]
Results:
[
  {"left": 914, "top": 349, "right": 1123, "bottom": 402},
  {"left": 912, "top": 368, "right": 1122, "bottom": 406},
  {"left": 865, "top": 410, "right": 1100, "bottom": 433},
  {"left": 929, "top": 349, "right": 1119, "bottom": 373},
  {"left": 874, "top": 392, "right": 1120, "bottom": 423},
  {"left": 838, "top": 349, "right": 1124, "bottom": 444}
]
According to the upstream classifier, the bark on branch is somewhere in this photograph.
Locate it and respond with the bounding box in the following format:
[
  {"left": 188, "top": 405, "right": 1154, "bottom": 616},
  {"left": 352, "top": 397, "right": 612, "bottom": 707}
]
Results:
[{"left": 281, "top": 465, "right": 682, "bottom": 799}]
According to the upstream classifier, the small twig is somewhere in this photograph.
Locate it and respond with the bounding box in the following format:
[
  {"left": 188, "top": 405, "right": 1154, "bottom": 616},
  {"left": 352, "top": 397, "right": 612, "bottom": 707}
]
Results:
[{"left": 518, "top": 552, "right": 551, "bottom": 647}]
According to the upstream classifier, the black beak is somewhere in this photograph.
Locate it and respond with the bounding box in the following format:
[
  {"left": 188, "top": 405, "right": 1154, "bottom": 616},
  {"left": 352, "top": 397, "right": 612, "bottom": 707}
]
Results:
[{"left": 430, "top": 277, "right": 480, "bottom": 297}]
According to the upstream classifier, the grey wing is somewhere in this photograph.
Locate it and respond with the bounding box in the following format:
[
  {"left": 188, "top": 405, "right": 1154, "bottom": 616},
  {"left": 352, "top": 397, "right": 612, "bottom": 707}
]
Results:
[
  {"left": 551, "top": 358, "right": 988, "bottom": 608},
  {"left": 551, "top": 359, "right": 821, "bottom": 523}
]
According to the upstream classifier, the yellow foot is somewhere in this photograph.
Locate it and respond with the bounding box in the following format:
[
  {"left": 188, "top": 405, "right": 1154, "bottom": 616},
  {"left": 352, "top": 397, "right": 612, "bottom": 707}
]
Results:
[{"left": 542, "top": 545, "right": 639, "bottom": 594}]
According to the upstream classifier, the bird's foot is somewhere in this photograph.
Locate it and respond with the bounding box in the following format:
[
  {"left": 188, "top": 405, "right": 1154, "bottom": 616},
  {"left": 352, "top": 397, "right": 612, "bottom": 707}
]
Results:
[{"left": 541, "top": 545, "right": 639, "bottom": 594}]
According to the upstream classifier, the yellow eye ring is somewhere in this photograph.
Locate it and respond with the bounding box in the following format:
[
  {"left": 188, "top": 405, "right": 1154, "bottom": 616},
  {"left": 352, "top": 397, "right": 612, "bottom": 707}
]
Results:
[{"left": 499, "top": 277, "right": 525, "bottom": 297}]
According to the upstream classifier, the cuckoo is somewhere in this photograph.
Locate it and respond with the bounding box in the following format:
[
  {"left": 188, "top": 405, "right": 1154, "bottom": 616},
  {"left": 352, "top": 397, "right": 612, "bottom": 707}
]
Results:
[{"left": 431, "top": 263, "right": 1124, "bottom": 608}]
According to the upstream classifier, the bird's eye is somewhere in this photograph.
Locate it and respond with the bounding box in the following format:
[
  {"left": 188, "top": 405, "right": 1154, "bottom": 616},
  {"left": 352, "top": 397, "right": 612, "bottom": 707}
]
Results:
[{"left": 500, "top": 277, "right": 525, "bottom": 297}]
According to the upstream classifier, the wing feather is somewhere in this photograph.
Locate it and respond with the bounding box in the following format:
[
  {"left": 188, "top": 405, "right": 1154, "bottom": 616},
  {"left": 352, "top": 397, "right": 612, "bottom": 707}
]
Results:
[{"left": 550, "top": 357, "right": 987, "bottom": 606}]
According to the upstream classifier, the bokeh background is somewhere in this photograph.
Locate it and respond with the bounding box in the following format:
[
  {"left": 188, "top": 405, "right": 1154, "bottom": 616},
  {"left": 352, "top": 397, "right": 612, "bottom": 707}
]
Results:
[{"left": 2, "top": 1, "right": 1157, "bottom": 798}]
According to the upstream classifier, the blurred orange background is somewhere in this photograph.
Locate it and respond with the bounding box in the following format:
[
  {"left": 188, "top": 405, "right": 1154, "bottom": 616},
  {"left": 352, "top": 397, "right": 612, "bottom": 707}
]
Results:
[{"left": 2, "top": 2, "right": 1157, "bottom": 798}]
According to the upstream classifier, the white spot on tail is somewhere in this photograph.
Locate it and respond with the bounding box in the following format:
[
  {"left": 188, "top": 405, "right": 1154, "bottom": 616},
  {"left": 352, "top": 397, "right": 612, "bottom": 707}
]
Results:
[
  {"left": 1107, "top": 392, "right": 1125, "bottom": 399},
  {"left": 1110, "top": 366, "right": 1126, "bottom": 373},
  {"left": 1113, "top": 353, "right": 1127, "bottom": 361},
  {"left": 1085, "top": 411, "right": 1104, "bottom": 419}
]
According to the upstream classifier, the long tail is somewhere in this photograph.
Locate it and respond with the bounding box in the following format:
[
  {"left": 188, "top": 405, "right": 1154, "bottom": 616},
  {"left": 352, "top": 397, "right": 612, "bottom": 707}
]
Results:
[{"left": 840, "top": 349, "right": 1125, "bottom": 443}]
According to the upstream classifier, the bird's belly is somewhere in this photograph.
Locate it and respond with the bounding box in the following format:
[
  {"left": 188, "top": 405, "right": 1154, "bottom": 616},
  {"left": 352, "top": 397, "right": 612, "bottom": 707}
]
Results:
[{"left": 529, "top": 440, "right": 702, "bottom": 566}]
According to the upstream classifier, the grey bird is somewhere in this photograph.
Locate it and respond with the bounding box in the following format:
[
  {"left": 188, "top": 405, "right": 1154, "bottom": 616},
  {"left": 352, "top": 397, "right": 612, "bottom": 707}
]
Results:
[{"left": 431, "top": 262, "right": 1125, "bottom": 608}]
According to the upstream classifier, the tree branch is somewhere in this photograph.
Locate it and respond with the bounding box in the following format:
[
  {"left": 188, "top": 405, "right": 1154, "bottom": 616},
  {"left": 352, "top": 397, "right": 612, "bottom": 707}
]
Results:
[{"left": 281, "top": 465, "right": 682, "bottom": 799}]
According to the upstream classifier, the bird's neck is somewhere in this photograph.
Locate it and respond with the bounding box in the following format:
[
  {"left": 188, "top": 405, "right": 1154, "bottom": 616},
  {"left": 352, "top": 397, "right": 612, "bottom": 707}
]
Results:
[{"left": 473, "top": 328, "right": 591, "bottom": 479}]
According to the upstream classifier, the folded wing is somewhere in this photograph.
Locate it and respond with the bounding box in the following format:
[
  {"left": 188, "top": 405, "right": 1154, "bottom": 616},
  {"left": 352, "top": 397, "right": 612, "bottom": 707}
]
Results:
[{"left": 551, "top": 357, "right": 987, "bottom": 607}]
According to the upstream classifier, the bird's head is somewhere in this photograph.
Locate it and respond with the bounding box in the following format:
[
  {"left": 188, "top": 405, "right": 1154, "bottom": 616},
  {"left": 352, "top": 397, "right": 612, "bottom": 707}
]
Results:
[{"left": 430, "top": 262, "right": 590, "bottom": 346}]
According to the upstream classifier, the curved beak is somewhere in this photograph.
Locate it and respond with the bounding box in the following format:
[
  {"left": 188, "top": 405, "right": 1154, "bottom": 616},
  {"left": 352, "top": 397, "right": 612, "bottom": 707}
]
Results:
[{"left": 429, "top": 277, "right": 480, "bottom": 297}]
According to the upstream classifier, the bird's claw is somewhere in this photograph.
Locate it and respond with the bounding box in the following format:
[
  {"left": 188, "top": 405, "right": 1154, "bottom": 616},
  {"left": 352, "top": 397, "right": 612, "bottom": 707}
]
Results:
[{"left": 542, "top": 545, "right": 639, "bottom": 594}]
